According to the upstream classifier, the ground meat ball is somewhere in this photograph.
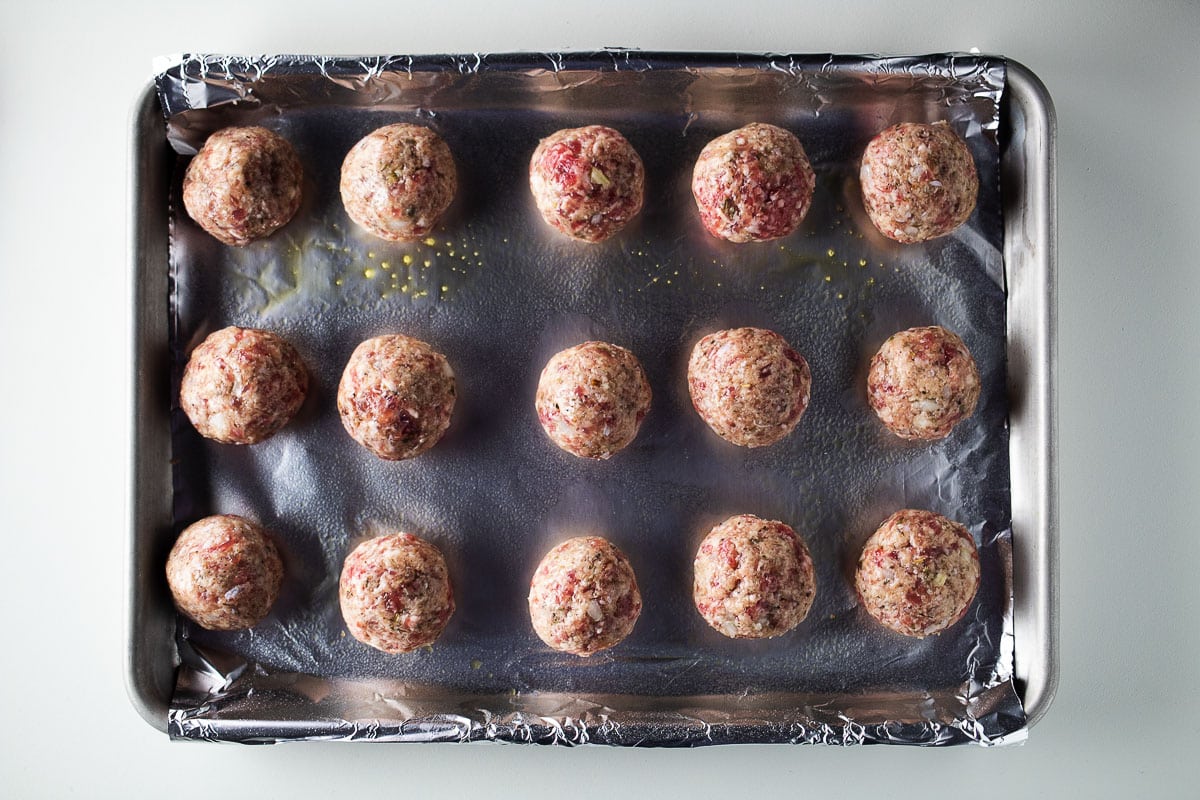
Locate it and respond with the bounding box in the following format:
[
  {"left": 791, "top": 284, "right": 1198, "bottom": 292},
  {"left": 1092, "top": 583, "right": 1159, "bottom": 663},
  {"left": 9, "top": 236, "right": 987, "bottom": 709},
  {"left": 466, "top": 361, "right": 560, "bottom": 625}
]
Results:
[
  {"left": 691, "top": 122, "right": 815, "bottom": 243},
  {"left": 693, "top": 515, "right": 816, "bottom": 639},
  {"left": 165, "top": 515, "right": 284, "bottom": 631},
  {"left": 182, "top": 126, "right": 303, "bottom": 247},
  {"left": 535, "top": 341, "right": 652, "bottom": 459},
  {"left": 179, "top": 326, "right": 308, "bottom": 445},
  {"left": 528, "top": 125, "right": 645, "bottom": 243},
  {"left": 867, "top": 325, "right": 980, "bottom": 440},
  {"left": 340, "top": 123, "right": 457, "bottom": 242},
  {"left": 337, "top": 334, "right": 456, "bottom": 460},
  {"left": 859, "top": 121, "right": 979, "bottom": 243},
  {"left": 339, "top": 533, "right": 455, "bottom": 654},
  {"left": 528, "top": 536, "right": 642, "bottom": 656},
  {"left": 855, "top": 509, "right": 980, "bottom": 638},
  {"left": 687, "top": 327, "right": 812, "bottom": 447}
]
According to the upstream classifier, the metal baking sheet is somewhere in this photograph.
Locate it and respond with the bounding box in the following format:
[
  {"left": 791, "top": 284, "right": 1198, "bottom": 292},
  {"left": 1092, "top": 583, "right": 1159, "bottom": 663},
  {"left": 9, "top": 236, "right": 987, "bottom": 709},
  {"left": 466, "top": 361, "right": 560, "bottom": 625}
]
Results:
[{"left": 127, "top": 52, "right": 1058, "bottom": 745}]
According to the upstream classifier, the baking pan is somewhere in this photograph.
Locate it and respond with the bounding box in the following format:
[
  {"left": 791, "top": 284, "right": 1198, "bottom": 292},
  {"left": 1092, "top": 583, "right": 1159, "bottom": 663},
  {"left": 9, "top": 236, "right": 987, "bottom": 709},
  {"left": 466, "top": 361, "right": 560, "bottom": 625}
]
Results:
[{"left": 127, "top": 53, "right": 1057, "bottom": 744}]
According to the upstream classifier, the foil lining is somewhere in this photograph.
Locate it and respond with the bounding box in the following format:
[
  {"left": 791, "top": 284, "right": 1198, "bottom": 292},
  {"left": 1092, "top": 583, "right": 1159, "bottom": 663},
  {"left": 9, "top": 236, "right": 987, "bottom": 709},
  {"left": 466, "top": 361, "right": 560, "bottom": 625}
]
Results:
[{"left": 155, "top": 52, "right": 1023, "bottom": 746}]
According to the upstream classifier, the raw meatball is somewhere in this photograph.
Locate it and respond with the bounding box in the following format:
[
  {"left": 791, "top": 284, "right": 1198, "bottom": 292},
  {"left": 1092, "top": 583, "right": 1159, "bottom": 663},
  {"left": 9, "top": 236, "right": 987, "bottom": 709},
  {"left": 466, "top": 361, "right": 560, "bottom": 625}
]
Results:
[
  {"left": 340, "top": 123, "right": 457, "bottom": 242},
  {"left": 165, "top": 515, "right": 283, "bottom": 631},
  {"left": 691, "top": 122, "right": 815, "bottom": 243},
  {"left": 337, "top": 334, "right": 456, "bottom": 460},
  {"left": 182, "top": 126, "right": 303, "bottom": 247},
  {"left": 687, "top": 327, "right": 812, "bottom": 447},
  {"left": 693, "top": 515, "right": 816, "bottom": 639},
  {"left": 859, "top": 121, "right": 978, "bottom": 243},
  {"left": 179, "top": 326, "right": 308, "bottom": 445},
  {"left": 535, "top": 341, "right": 652, "bottom": 459},
  {"left": 867, "top": 325, "right": 980, "bottom": 440},
  {"left": 855, "top": 509, "right": 980, "bottom": 638},
  {"left": 339, "top": 533, "right": 455, "bottom": 654},
  {"left": 529, "top": 125, "right": 645, "bottom": 242},
  {"left": 528, "top": 536, "right": 642, "bottom": 657}
]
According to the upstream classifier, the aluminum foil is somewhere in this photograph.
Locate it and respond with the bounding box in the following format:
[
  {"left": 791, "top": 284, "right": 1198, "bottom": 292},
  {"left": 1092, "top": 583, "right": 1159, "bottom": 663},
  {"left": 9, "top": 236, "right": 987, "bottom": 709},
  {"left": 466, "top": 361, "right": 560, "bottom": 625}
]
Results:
[{"left": 155, "top": 52, "right": 1023, "bottom": 745}]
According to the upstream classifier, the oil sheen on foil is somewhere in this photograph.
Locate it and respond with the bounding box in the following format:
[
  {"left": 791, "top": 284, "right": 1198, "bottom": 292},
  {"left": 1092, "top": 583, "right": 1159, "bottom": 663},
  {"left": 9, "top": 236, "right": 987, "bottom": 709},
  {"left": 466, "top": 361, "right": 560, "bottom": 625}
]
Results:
[{"left": 155, "top": 52, "right": 1023, "bottom": 745}]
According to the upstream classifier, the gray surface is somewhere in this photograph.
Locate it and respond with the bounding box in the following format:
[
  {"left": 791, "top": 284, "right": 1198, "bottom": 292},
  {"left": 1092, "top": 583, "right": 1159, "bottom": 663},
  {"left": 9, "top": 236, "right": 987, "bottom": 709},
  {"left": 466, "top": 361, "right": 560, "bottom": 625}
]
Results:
[
  {"left": 152, "top": 54, "right": 1020, "bottom": 745},
  {"left": 0, "top": 0, "right": 1196, "bottom": 796}
]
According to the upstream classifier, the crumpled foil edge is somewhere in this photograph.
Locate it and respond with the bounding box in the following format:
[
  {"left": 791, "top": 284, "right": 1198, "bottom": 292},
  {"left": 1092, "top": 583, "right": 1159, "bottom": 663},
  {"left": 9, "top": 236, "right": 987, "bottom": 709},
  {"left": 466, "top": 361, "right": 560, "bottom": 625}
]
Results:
[{"left": 168, "top": 639, "right": 1025, "bottom": 746}]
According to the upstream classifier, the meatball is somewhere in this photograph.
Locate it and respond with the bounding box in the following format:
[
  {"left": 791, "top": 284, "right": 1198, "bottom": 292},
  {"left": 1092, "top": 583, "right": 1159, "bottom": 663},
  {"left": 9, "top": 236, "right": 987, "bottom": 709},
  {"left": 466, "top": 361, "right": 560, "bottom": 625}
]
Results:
[
  {"left": 528, "top": 536, "right": 642, "bottom": 657},
  {"left": 528, "top": 125, "right": 645, "bottom": 243},
  {"left": 340, "top": 123, "right": 457, "bottom": 242},
  {"left": 687, "top": 327, "right": 812, "bottom": 448},
  {"left": 691, "top": 122, "right": 815, "bottom": 243},
  {"left": 693, "top": 515, "right": 816, "bottom": 639},
  {"left": 859, "top": 121, "right": 978, "bottom": 243},
  {"left": 867, "top": 325, "right": 980, "bottom": 440},
  {"left": 179, "top": 326, "right": 309, "bottom": 445},
  {"left": 535, "top": 341, "right": 652, "bottom": 459},
  {"left": 182, "top": 126, "right": 303, "bottom": 247},
  {"left": 165, "top": 515, "right": 284, "bottom": 631},
  {"left": 855, "top": 509, "right": 981, "bottom": 638},
  {"left": 337, "top": 334, "right": 456, "bottom": 460},
  {"left": 339, "top": 533, "right": 455, "bottom": 654}
]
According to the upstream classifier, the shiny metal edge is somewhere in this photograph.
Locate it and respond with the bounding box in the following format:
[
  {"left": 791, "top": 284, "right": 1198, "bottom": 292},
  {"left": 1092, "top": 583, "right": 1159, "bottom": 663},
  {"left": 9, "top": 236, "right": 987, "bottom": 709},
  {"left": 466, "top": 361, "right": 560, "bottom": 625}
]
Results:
[
  {"left": 126, "top": 82, "right": 174, "bottom": 732},
  {"left": 1003, "top": 61, "right": 1059, "bottom": 727}
]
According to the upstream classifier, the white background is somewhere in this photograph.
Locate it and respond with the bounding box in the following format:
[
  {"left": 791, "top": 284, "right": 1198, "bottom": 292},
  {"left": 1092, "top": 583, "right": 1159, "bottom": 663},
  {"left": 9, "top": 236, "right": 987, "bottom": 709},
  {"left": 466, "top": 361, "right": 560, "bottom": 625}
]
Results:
[{"left": 1, "top": 1, "right": 1197, "bottom": 796}]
